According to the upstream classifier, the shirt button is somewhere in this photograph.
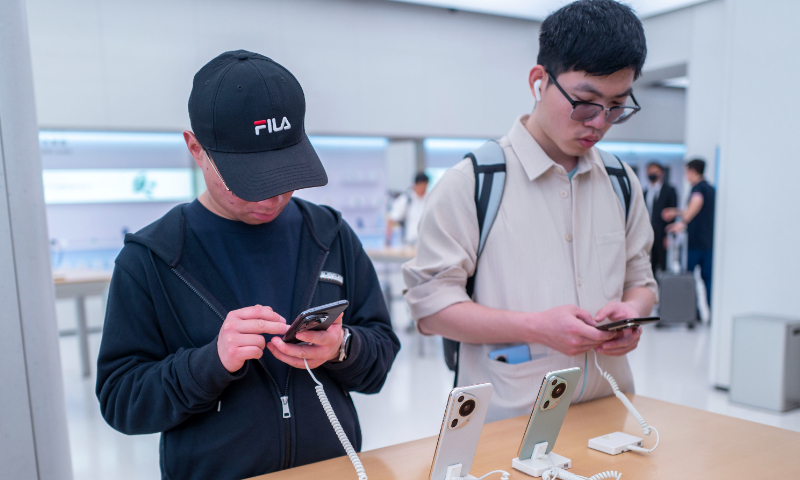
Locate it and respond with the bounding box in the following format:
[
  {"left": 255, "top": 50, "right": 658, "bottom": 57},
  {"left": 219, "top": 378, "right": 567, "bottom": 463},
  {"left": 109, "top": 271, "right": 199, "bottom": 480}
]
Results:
[
  {"left": 577, "top": 277, "right": 583, "bottom": 286},
  {"left": 560, "top": 190, "right": 569, "bottom": 198},
  {"left": 565, "top": 233, "right": 573, "bottom": 242}
]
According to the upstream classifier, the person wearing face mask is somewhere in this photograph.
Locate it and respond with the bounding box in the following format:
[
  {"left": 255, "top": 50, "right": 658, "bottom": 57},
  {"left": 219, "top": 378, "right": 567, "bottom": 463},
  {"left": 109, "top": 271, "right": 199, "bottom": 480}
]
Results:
[
  {"left": 403, "top": 0, "right": 656, "bottom": 422},
  {"left": 643, "top": 162, "right": 677, "bottom": 275}
]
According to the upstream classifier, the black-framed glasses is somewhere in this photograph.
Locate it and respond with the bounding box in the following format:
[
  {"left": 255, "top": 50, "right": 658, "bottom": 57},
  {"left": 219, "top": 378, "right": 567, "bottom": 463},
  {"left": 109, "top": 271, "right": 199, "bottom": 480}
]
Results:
[{"left": 546, "top": 70, "right": 641, "bottom": 125}]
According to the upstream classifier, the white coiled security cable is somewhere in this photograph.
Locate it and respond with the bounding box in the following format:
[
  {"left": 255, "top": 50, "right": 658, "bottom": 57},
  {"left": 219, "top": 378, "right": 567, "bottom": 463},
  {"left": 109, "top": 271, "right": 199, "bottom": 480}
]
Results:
[
  {"left": 543, "top": 467, "right": 621, "bottom": 480},
  {"left": 304, "top": 359, "right": 368, "bottom": 480},
  {"left": 541, "top": 453, "right": 621, "bottom": 480},
  {"left": 305, "top": 359, "right": 511, "bottom": 480},
  {"left": 593, "top": 351, "right": 659, "bottom": 453}
]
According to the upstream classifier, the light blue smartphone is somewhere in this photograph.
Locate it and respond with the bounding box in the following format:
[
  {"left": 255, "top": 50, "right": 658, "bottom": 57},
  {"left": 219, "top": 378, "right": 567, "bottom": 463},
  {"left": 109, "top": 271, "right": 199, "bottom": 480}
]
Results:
[
  {"left": 488, "top": 345, "right": 531, "bottom": 365},
  {"left": 517, "top": 367, "right": 583, "bottom": 459}
]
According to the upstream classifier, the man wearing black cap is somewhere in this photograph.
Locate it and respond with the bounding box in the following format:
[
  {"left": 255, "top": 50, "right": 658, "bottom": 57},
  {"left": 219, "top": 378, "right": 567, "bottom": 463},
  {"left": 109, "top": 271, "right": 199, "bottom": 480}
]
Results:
[{"left": 95, "top": 50, "right": 400, "bottom": 480}]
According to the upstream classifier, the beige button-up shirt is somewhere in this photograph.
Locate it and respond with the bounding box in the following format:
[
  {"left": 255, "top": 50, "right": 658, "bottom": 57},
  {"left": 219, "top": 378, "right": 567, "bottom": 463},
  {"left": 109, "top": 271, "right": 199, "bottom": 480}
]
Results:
[{"left": 403, "top": 116, "right": 657, "bottom": 422}]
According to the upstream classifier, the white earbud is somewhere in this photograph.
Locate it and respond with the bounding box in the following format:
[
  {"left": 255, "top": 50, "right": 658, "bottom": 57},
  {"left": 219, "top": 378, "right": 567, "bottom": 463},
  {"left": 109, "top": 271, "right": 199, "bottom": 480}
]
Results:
[{"left": 533, "top": 79, "right": 542, "bottom": 102}]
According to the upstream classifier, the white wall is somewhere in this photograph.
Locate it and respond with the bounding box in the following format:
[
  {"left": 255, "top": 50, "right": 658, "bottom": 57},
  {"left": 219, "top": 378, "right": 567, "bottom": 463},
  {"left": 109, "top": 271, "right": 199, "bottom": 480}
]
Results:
[
  {"left": 26, "top": 0, "right": 688, "bottom": 144},
  {"left": 640, "top": 5, "right": 693, "bottom": 72},
  {"left": 684, "top": 0, "right": 725, "bottom": 182},
  {"left": 604, "top": 85, "right": 686, "bottom": 143},
  {"left": 26, "top": 0, "right": 537, "bottom": 139},
  {"left": 710, "top": 0, "right": 800, "bottom": 387},
  {"left": 385, "top": 140, "right": 419, "bottom": 193}
]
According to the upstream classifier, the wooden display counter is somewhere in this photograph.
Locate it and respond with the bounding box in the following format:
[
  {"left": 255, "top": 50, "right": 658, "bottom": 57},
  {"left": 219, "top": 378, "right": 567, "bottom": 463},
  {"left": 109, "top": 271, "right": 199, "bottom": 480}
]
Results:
[{"left": 250, "top": 394, "right": 800, "bottom": 479}]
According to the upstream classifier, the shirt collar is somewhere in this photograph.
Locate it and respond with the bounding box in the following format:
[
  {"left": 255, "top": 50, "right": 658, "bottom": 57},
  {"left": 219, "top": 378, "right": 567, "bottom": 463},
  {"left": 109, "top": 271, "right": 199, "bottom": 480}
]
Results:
[{"left": 508, "top": 115, "right": 598, "bottom": 181}]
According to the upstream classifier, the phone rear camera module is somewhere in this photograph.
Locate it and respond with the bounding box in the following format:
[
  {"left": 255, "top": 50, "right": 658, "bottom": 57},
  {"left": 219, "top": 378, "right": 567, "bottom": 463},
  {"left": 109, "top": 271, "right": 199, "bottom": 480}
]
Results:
[
  {"left": 459, "top": 399, "right": 476, "bottom": 417},
  {"left": 543, "top": 400, "right": 550, "bottom": 409},
  {"left": 551, "top": 383, "right": 566, "bottom": 399},
  {"left": 552, "top": 379, "right": 558, "bottom": 386},
  {"left": 449, "top": 392, "right": 477, "bottom": 429},
  {"left": 496, "top": 355, "right": 508, "bottom": 363}
]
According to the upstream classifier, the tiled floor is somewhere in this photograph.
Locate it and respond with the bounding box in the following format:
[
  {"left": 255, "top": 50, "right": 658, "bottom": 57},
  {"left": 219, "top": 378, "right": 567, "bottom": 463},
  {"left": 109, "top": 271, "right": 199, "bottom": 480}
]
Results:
[{"left": 55, "top": 276, "right": 800, "bottom": 480}]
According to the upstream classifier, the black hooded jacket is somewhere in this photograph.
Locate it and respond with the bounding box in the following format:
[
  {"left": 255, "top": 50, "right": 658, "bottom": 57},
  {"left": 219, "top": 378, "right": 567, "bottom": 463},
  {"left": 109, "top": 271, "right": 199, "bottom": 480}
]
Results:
[{"left": 96, "top": 198, "right": 400, "bottom": 480}]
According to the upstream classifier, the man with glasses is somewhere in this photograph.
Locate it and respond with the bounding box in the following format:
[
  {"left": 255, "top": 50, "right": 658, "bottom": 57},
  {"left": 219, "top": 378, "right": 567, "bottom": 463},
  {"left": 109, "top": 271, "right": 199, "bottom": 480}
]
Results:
[
  {"left": 96, "top": 50, "right": 399, "bottom": 480},
  {"left": 403, "top": 0, "right": 657, "bottom": 421}
]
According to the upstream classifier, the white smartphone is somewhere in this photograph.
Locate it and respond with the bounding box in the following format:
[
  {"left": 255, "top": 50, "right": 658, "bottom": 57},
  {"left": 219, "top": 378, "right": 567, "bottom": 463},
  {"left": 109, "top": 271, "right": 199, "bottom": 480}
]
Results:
[
  {"left": 517, "top": 367, "right": 583, "bottom": 459},
  {"left": 429, "top": 383, "right": 493, "bottom": 480}
]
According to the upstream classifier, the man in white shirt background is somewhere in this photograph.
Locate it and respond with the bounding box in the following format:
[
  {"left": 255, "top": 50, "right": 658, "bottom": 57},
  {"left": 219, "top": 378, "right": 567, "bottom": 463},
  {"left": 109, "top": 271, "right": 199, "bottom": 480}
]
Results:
[{"left": 386, "top": 172, "right": 429, "bottom": 246}]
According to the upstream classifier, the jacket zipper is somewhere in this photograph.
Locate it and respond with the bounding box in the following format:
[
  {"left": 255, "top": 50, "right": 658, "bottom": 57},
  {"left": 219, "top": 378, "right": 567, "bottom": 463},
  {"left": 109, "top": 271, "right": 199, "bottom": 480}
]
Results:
[
  {"left": 272, "top": 250, "right": 329, "bottom": 469},
  {"left": 172, "top": 268, "right": 294, "bottom": 468},
  {"left": 281, "top": 372, "right": 292, "bottom": 469},
  {"left": 305, "top": 252, "right": 329, "bottom": 309},
  {"left": 171, "top": 268, "right": 226, "bottom": 321},
  {"left": 254, "top": 360, "right": 293, "bottom": 469},
  {"left": 172, "top": 247, "right": 330, "bottom": 471}
]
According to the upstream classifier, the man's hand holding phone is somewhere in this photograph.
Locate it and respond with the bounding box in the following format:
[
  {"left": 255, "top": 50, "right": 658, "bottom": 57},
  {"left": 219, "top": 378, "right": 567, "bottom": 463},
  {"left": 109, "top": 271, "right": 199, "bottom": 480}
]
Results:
[
  {"left": 593, "top": 301, "right": 643, "bottom": 356},
  {"left": 534, "top": 305, "right": 617, "bottom": 356},
  {"left": 267, "top": 314, "right": 344, "bottom": 369},
  {"left": 217, "top": 305, "right": 289, "bottom": 373}
]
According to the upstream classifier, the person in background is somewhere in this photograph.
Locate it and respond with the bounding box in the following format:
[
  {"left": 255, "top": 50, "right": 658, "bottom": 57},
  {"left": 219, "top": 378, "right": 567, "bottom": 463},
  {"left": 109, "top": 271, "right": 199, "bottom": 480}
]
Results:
[
  {"left": 403, "top": 0, "right": 656, "bottom": 422},
  {"left": 386, "top": 171, "right": 429, "bottom": 246},
  {"left": 644, "top": 161, "right": 677, "bottom": 275},
  {"left": 95, "top": 50, "right": 400, "bottom": 480},
  {"left": 663, "top": 158, "right": 715, "bottom": 312}
]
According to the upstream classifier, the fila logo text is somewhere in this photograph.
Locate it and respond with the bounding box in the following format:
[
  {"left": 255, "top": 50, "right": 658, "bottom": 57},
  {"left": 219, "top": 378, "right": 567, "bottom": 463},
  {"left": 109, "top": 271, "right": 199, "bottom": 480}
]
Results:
[{"left": 254, "top": 118, "right": 291, "bottom": 135}]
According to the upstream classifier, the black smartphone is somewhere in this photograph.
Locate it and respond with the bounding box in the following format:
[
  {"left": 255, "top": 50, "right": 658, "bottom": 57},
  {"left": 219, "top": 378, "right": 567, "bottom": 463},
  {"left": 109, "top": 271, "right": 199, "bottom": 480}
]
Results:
[
  {"left": 282, "top": 300, "right": 349, "bottom": 344},
  {"left": 596, "top": 316, "right": 660, "bottom": 331}
]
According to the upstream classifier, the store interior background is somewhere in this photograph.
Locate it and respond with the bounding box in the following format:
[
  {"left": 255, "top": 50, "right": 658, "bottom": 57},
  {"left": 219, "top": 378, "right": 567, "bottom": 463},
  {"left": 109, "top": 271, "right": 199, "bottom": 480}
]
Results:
[{"left": 4, "top": 0, "right": 800, "bottom": 479}]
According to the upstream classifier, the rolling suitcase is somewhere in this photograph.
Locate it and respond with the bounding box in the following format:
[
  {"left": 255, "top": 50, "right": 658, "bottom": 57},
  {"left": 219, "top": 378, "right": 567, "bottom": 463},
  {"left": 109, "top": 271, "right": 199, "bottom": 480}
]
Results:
[{"left": 657, "top": 232, "right": 697, "bottom": 327}]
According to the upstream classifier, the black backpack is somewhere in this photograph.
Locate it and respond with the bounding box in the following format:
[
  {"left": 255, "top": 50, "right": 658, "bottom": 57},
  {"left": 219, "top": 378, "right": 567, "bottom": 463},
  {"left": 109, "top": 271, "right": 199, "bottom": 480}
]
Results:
[{"left": 442, "top": 140, "right": 632, "bottom": 385}]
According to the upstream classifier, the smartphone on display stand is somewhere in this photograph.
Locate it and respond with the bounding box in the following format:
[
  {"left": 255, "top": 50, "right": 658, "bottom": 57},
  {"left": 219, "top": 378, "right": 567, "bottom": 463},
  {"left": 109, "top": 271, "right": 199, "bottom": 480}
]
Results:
[
  {"left": 282, "top": 300, "right": 349, "bottom": 344},
  {"left": 595, "top": 316, "right": 660, "bottom": 331},
  {"left": 512, "top": 367, "right": 583, "bottom": 477},
  {"left": 429, "top": 383, "right": 493, "bottom": 480}
]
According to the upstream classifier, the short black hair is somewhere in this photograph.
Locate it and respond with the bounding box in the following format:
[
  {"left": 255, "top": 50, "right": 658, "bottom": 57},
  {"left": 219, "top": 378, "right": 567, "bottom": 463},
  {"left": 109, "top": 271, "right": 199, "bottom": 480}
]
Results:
[
  {"left": 647, "top": 162, "right": 664, "bottom": 172},
  {"left": 538, "top": 0, "right": 647, "bottom": 80},
  {"left": 686, "top": 159, "right": 706, "bottom": 175},
  {"left": 414, "top": 172, "right": 430, "bottom": 184}
]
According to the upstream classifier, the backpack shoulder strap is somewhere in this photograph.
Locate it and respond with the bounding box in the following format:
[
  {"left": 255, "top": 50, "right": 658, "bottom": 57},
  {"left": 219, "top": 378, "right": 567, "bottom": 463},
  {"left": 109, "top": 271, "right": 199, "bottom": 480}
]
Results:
[
  {"left": 465, "top": 140, "right": 507, "bottom": 262},
  {"left": 442, "top": 141, "right": 506, "bottom": 379},
  {"left": 597, "top": 148, "right": 632, "bottom": 223}
]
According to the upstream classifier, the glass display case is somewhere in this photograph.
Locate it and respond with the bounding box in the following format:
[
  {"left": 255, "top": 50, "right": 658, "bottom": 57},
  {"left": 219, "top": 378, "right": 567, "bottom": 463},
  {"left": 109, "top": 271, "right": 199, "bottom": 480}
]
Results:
[{"left": 40, "top": 130, "right": 195, "bottom": 270}]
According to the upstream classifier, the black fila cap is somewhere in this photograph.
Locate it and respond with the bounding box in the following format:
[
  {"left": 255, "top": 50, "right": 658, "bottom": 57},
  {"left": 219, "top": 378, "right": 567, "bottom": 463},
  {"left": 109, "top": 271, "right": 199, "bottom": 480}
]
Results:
[{"left": 188, "top": 50, "right": 327, "bottom": 202}]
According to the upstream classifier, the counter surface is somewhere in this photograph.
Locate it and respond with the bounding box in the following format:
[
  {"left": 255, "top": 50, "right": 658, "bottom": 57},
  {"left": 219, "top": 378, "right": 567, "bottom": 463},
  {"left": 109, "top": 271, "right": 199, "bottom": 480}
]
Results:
[{"left": 248, "top": 394, "right": 800, "bottom": 480}]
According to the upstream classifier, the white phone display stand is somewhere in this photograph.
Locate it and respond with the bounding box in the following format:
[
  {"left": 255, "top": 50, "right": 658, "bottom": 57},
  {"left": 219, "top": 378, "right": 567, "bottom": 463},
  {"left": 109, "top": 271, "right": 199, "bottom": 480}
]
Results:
[
  {"left": 512, "top": 442, "right": 571, "bottom": 477},
  {"left": 588, "top": 431, "right": 644, "bottom": 455},
  {"left": 444, "top": 463, "right": 477, "bottom": 480}
]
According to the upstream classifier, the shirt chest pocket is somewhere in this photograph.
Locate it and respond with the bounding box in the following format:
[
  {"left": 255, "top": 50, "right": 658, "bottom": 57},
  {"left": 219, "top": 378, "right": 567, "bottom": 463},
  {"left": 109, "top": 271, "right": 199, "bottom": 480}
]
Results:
[{"left": 594, "top": 231, "right": 626, "bottom": 300}]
